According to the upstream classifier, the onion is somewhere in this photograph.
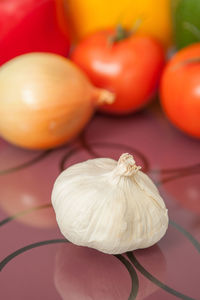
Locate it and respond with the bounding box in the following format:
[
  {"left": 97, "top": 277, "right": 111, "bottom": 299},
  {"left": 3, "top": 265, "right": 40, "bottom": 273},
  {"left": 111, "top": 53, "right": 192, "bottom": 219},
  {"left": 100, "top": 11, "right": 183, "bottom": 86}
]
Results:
[{"left": 0, "top": 53, "right": 114, "bottom": 149}]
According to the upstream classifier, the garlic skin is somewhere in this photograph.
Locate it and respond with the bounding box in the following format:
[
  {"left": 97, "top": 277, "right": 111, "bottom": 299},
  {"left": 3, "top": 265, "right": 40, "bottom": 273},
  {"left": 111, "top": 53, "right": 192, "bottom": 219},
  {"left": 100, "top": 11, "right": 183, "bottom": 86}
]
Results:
[{"left": 51, "top": 153, "right": 168, "bottom": 254}]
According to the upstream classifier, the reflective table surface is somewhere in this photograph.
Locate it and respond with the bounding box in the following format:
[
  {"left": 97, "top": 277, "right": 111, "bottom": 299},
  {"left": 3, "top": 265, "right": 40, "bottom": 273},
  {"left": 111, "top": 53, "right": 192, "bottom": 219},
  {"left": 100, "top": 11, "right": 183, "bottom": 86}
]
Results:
[{"left": 0, "top": 104, "right": 200, "bottom": 300}]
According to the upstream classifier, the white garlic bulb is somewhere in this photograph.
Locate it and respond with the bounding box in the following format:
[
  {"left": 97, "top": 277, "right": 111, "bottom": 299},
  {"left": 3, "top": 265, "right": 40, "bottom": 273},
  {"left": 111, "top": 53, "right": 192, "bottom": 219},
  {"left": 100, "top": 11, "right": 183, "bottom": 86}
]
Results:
[{"left": 51, "top": 153, "right": 168, "bottom": 254}]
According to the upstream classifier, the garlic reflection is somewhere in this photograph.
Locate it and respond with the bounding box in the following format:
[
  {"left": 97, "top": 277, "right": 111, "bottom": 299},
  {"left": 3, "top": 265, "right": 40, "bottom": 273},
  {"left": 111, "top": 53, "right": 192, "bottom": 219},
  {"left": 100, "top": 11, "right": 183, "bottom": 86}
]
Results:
[
  {"left": 54, "top": 244, "right": 131, "bottom": 300},
  {"left": 54, "top": 244, "right": 166, "bottom": 300},
  {"left": 52, "top": 153, "right": 168, "bottom": 254}
]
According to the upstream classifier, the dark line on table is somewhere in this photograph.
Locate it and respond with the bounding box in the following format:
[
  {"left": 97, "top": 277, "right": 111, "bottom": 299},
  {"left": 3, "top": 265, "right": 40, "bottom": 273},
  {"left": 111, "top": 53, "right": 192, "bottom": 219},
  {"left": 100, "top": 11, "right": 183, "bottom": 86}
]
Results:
[
  {"left": 158, "top": 169, "right": 200, "bottom": 184},
  {"left": 0, "top": 204, "right": 52, "bottom": 227},
  {"left": 0, "top": 150, "right": 52, "bottom": 175},
  {"left": 79, "top": 132, "right": 100, "bottom": 159},
  {"left": 115, "top": 254, "right": 139, "bottom": 300},
  {"left": 91, "top": 142, "right": 149, "bottom": 172},
  {"left": 0, "top": 239, "right": 68, "bottom": 271},
  {"left": 127, "top": 252, "right": 195, "bottom": 300},
  {"left": 79, "top": 133, "right": 150, "bottom": 173},
  {"left": 60, "top": 133, "right": 150, "bottom": 173},
  {"left": 59, "top": 147, "right": 81, "bottom": 172},
  {"left": 0, "top": 237, "right": 139, "bottom": 300},
  {"left": 151, "top": 163, "right": 200, "bottom": 175},
  {"left": 169, "top": 220, "right": 200, "bottom": 253}
]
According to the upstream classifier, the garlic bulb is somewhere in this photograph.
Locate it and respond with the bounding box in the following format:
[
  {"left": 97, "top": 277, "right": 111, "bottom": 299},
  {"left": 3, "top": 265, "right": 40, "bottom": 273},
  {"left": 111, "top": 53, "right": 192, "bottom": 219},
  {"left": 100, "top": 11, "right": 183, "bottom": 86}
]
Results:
[{"left": 51, "top": 153, "right": 168, "bottom": 254}]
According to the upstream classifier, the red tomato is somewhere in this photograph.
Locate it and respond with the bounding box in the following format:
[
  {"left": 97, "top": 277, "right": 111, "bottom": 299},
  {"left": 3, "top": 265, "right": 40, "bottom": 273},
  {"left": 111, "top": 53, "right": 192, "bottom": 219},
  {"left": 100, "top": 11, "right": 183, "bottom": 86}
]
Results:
[
  {"left": 71, "top": 30, "right": 165, "bottom": 114},
  {"left": 160, "top": 43, "right": 200, "bottom": 138}
]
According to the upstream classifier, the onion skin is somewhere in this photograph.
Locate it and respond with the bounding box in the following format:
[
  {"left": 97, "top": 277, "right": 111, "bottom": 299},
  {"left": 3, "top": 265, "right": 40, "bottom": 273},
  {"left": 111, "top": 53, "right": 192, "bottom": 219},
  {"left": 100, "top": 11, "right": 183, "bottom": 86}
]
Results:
[{"left": 0, "top": 53, "right": 114, "bottom": 149}]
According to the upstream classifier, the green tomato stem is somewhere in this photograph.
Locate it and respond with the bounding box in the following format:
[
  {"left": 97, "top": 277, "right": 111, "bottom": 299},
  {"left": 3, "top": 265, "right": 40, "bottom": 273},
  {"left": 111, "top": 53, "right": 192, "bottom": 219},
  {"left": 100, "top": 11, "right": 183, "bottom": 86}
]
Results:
[
  {"left": 108, "top": 19, "right": 143, "bottom": 45},
  {"left": 109, "top": 24, "right": 130, "bottom": 44}
]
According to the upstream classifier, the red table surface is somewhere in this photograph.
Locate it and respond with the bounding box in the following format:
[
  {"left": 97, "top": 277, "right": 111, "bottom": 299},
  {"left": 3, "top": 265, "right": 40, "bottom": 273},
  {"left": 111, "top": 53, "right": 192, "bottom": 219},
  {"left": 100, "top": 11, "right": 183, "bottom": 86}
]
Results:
[{"left": 0, "top": 104, "right": 200, "bottom": 300}]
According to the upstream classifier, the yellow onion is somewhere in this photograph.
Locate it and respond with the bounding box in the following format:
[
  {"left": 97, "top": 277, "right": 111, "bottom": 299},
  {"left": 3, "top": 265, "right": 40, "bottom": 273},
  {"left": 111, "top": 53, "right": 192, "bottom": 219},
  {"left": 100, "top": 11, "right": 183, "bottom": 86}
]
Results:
[{"left": 0, "top": 53, "right": 114, "bottom": 149}]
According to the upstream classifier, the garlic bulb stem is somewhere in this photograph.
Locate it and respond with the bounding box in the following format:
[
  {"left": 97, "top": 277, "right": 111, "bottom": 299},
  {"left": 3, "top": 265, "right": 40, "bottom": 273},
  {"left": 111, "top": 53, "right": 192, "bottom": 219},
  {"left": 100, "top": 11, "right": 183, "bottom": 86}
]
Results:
[{"left": 114, "top": 153, "right": 141, "bottom": 177}]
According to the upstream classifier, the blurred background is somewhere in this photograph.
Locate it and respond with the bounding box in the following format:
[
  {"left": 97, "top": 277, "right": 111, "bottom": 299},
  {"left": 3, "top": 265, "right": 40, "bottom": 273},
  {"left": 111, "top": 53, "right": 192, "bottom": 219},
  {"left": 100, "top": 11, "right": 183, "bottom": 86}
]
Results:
[
  {"left": 0, "top": 0, "right": 200, "bottom": 147},
  {"left": 0, "top": 1, "right": 200, "bottom": 300}
]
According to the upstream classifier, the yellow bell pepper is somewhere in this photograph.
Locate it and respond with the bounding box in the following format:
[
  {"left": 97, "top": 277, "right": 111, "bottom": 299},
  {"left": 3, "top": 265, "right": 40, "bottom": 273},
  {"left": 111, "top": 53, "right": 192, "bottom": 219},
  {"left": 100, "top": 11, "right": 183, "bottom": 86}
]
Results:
[{"left": 65, "top": 0, "right": 172, "bottom": 47}]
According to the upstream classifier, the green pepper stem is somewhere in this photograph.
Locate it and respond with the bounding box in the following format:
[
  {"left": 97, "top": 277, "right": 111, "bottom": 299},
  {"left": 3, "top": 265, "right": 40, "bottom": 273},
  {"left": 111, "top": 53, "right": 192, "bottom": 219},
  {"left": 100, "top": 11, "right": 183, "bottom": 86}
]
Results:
[{"left": 183, "top": 22, "right": 200, "bottom": 40}]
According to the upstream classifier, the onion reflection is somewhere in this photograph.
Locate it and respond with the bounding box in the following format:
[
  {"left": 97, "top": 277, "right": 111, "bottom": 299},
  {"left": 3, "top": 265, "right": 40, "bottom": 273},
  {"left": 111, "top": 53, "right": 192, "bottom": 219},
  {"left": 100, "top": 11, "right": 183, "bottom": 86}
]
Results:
[
  {"left": 0, "top": 164, "right": 57, "bottom": 228},
  {"left": 161, "top": 174, "right": 200, "bottom": 215}
]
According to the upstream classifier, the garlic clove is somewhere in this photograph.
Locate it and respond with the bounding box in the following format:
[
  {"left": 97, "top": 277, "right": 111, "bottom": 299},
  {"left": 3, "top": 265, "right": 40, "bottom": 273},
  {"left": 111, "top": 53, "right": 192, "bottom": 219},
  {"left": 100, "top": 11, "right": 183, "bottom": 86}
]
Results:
[
  {"left": 51, "top": 153, "right": 168, "bottom": 254},
  {"left": 134, "top": 171, "right": 167, "bottom": 209}
]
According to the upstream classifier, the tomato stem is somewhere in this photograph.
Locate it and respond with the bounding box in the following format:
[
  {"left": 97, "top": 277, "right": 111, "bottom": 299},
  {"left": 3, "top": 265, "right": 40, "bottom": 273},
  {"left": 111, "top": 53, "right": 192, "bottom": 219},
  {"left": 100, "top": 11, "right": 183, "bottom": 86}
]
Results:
[
  {"left": 109, "top": 24, "right": 130, "bottom": 44},
  {"left": 108, "top": 19, "right": 143, "bottom": 45}
]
